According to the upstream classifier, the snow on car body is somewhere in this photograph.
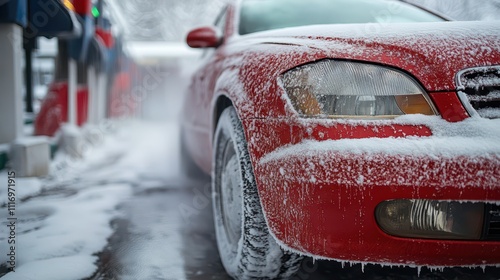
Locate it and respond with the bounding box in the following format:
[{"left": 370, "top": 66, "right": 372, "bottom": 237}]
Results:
[{"left": 181, "top": 0, "right": 500, "bottom": 278}]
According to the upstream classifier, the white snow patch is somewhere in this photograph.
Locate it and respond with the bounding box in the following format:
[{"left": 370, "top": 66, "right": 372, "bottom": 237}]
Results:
[
  {"left": 262, "top": 116, "right": 500, "bottom": 163},
  {"left": 0, "top": 184, "right": 131, "bottom": 279},
  {"left": 0, "top": 172, "right": 43, "bottom": 204},
  {"left": 356, "top": 175, "right": 365, "bottom": 185},
  {"left": 0, "top": 255, "right": 98, "bottom": 280},
  {"left": 50, "top": 120, "right": 181, "bottom": 185}
]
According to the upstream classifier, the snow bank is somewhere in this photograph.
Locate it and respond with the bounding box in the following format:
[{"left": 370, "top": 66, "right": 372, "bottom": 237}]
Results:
[
  {"left": 50, "top": 120, "right": 181, "bottom": 186},
  {"left": 0, "top": 184, "right": 131, "bottom": 280},
  {"left": 0, "top": 172, "right": 43, "bottom": 204}
]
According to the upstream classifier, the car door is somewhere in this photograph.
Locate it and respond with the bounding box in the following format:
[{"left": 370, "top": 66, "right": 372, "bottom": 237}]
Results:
[{"left": 182, "top": 6, "right": 230, "bottom": 172}]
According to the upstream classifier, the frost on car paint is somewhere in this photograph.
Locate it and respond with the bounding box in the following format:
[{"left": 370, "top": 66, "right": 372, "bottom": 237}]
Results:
[
  {"left": 182, "top": 0, "right": 500, "bottom": 274},
  {"left": 250, "top": 117, "right": 500, "bottom": 266}
]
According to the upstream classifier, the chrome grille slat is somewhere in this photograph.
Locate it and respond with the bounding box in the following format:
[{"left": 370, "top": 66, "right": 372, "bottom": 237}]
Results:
[
  {"left": 457, "top": 66, "right": 500, "bottom": 119},
  {"left": 485, "top": 204, "right": 500, "bottom": 240}
]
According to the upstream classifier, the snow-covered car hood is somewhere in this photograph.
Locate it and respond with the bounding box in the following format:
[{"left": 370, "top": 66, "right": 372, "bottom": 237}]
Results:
[{"left": 234, "top": 20, "right": 500, "bottom": 92}]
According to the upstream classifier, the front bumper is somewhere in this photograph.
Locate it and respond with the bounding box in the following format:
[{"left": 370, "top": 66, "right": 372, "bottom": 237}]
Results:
[
  {"left": 245, "top": 117, "right": 500, "bottom": 266},
  {"left": 256, "top": 150, "right": 500, "bottom": 266}
]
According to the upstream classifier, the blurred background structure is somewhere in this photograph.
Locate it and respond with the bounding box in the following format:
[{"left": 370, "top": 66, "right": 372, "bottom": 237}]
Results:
[
  {"left": 114, "top": 0, "right": 228, "bottom": 42},
  {"left": 114, "top": 0, "right": 500, "bottom": 42},
  {"left": 406, "top": 0, "right": 500, "bottom": 21}
]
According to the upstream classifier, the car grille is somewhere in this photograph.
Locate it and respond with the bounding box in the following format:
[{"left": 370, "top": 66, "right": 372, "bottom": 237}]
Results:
[
  {"left": 484, "top": 204, "right": 500, "bottom": 240},
  {"left": 457, "top": 66, "right": 500, "bottom": 119}
]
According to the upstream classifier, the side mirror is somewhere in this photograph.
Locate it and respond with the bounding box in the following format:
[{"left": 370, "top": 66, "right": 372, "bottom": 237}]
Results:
[{"left": 186, "top": 26, "right": 222, "bottom": 48}]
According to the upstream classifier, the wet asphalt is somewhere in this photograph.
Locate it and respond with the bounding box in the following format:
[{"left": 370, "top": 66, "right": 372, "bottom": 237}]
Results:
[{"left": 85, "top": 175, "right": 500, "bottom": 280}]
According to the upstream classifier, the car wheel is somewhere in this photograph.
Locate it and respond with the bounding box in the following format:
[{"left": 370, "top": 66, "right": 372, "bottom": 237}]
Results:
[{"left": 213, "top": 107, "right": 303, "bottom": 279}]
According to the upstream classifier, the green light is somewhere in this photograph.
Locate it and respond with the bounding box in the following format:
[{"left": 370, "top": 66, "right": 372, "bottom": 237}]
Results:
[{"left": 92, "top": 6, "right": 100, "bottom": 18}]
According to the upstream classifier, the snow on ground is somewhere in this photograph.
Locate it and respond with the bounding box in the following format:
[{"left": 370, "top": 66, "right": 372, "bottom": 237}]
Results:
[
  {"left": 0, "top": 173, "right": 43, "bottom": 205},
  {"left": 0, "top": 119, "right": 183, "bottom": 280},
  {"left": 49, "top": 120, "right": 181, "bottom": 185},
  {"left": 0, "top": 184, "right": 131, "bottom": 280}
]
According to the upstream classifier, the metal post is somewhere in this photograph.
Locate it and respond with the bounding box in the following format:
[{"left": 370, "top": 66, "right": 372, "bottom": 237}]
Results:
[
  {"left": 97, "top": 71, "right": 107, "bottom": 121},
  {"left": 0, "top": 24, "right": 24, "bottom": 144},
  {"left": 24, "top": 38, "right": 35, "bottom": 113},
  {"left": 68, "top": 57, "right": 77, "bottom": 125},
  {"left": 87, "top": 65, "right": 98, "bottom": 124}
]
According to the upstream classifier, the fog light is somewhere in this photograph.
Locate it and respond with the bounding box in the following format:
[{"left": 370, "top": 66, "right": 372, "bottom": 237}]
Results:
[{"left": 375, "top": 200, "right": 484, "bottom": 240}]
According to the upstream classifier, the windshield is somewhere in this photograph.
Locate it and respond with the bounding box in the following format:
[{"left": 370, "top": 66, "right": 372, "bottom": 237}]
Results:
[{"left": 239, "top": 0, "right": 445, "bottom": 35}]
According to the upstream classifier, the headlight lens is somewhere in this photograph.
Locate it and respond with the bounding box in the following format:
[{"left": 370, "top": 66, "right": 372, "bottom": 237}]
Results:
[
  {"left": 375, "top": 200, "right": 485, "bottom": 240},
  {"left": 281, "top": 60, "right": 437, "bottom": 118}
]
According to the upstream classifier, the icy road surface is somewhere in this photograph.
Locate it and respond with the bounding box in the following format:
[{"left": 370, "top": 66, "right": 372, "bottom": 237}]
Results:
[{"left": 0, "top": 73, "right": 499, "bottom": 280}]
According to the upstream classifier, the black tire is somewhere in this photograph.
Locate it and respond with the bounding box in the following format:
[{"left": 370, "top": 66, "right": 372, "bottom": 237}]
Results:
[{"left": 212, "top": 107, "right": 302, "bottom": 279}]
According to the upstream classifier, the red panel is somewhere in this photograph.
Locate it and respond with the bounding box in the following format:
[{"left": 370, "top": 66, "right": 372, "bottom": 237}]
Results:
[
  {"left": 96, "top": 28, "right": 115, "bottom": 49},
  {"left": 34, "top": 82, "right": 88, "bottom": 137},
  {"left": 429, "top": 92, "right": 469, "bottom": 122},
  {"left": 108, "top": 72, "right": 137, "bottom": 118},
  {"left": 71, "top": 0, "right": 92, "bottom": 16}
]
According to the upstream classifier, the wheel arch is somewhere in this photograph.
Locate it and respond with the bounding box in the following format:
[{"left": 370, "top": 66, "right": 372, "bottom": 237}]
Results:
[
  {"left": 212, "top": 94, "right": 234, "bottom": 138},
  {"left": 212, "top": 106, "right": 303, "bottom": 278}
]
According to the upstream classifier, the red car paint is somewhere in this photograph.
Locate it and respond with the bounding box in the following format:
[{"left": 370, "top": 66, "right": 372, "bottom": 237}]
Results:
[
  {"left": 182, "top": 4, "right": 500, "bottom": 266},
  {"left": 186, "top": 26, "right": 221, "bottom": 48}
]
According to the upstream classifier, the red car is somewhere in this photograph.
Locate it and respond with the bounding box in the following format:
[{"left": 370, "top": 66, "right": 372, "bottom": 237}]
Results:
[{"left": 181, "top": 0, "right": 500, "bottom": 278}]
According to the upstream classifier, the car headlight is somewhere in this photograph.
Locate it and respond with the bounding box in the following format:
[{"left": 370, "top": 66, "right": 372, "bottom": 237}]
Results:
[
  {"left": 281, "top": 60, "right": 437, "bottom": 118},
  {"left": 375, "top": 200, "right": 485, "bottom": 240}
]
